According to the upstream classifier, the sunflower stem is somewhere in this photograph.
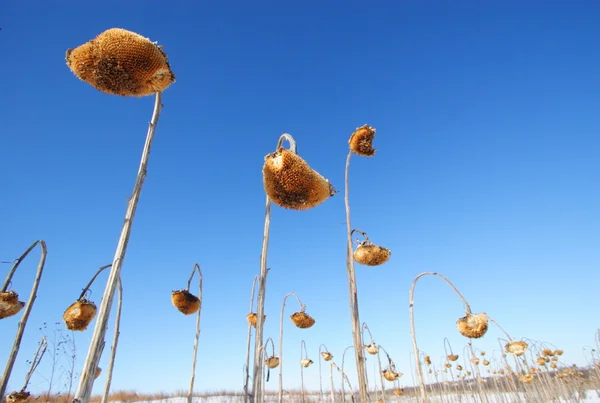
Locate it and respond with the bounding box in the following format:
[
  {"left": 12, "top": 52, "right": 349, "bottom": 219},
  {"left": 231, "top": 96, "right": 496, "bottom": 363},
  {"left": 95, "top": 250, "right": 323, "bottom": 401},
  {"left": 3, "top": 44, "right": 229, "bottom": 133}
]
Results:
[
  {"left": 244, "top": 275, "right": 259, "bottom": 403},
  {"left": 101, "top": 276, "right": 123, "bottom": 403},
  {"left": 344, "top": 149, "right": 369, "bottom": 403},
  {"left": 277, "top": 292, "right": 306, "bottom": 403},
  {"left": 78, "top": 265, "right": 112, "bottom": 301},
  {"left": 21, "top": 336, "right": 48, "bottom": 391},
  {"left": 0, "top": 240, "right": 47, "bottom": 400},
  {"left": 187, "top": 264, "right": 203, "bottom": 403},
  {"left": 74, "top": 91, "right": 163, "bottom": 403}
]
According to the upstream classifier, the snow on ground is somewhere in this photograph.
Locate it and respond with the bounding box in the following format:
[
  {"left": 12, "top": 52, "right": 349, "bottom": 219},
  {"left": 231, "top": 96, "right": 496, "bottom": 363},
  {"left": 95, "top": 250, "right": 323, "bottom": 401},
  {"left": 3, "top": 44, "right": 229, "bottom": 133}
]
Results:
[{"left": 108, "top": 390, "right": 600, "bottom": 403}]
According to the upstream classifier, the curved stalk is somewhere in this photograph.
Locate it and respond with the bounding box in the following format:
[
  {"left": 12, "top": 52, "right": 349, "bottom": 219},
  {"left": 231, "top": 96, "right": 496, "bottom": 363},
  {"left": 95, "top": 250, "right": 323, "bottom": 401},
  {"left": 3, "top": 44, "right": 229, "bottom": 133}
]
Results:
[
  {"left": 278, "top": 292, "right": 306, "bottom": 403},
  {"left": 187, "top": 264, "right": 203, "bottom": 403},
  {"left": 252, "top": 133, "right": 296, "bottom": 403},
  {"left": 300, "top": 340, "right": 308, "bottom": 403},
  {"left": 345, "top": 149, "right": 368, "bottom": 403},
  {"left": 101, "top": 276, "right": 123, "bottom": 403},
  {"left": 409, "top": 271, "right": 474, "bottom": 403},
  {"left": 78, "top": 265, "right": 112, "bottom": 301},
  {"left": 341, "top": 345, "right": 354, "bottom": 402},
  {"left": 0, "top": 240, "right": 47, "bottom": 400},
  {"left": 244, "top": 275, "right": 259, "bottom": 403},
  {"left": 74, "top": 91, "right": 164, "bottom": 403}
]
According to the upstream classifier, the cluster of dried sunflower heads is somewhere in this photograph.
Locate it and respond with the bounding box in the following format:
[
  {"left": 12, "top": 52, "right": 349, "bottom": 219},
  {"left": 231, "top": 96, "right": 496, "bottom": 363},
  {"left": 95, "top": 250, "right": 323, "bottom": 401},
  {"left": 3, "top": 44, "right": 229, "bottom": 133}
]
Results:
[
  {"left": 320, "top": 351, "right": 333, "bottom": 361},
  {"left": 382, "top": 368, "right": 402, "bottom": 381},
  {"left": 63, "top": 298, "right": 97, "bottom": 331},
  {"left": 0, "top": 290, "right": 25, "bottom": 319},
  {"left": 5, "top": 391, "right": 30, "bottom": 403},
  {"left": 353, "top": 241, "right": 391, "bottom": 266},
  {"left": 290, "top": 311, "right": 315, "bottom": 328},
  {"left": 300, "top": 358, "right": 314, "bottom": 367},
  {"left": 349, "top": 125, "right": 377, "bottom": 157},
  {"left": 246, "top": 312, "right": 266, "bottom": 328},
  {"left": 263, "top": 148, "right": 335, "bottom": 210},
  {"left": 519, "top": 373, "right": 535, "bottom": 384},
  {"left": 265, "top": 355, "right": 280, "bottom": 368},
  {"left": 171, "top": 289, "right": 200, "bottom": 315},
  {"left": 364, "top": 343, "right": 379, "bottom": 355},
  {"left": 505, "top": 340, "right": 528, "bottom": 356},
  {"left": 456, "top": 312, "right": 488, "bottom": 338},
  {"left": 66, "top": 28, "right": 175, "bottom": 97}
]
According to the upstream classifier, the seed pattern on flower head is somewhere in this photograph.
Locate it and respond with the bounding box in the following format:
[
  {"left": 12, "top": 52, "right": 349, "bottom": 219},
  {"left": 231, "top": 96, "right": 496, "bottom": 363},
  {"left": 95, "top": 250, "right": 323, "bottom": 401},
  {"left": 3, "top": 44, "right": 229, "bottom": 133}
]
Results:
[
  {"left": 171, "top": 289, "right": 200, "bottom": 315},
  {"left": 263, "top": 149, "right": 335, "bottom": 210},
  {"left": 66, "top": 28, "right": 175, "bottom": 97},
  {"left": 349, "top": 125, "right": 377, "bottom": 157}
]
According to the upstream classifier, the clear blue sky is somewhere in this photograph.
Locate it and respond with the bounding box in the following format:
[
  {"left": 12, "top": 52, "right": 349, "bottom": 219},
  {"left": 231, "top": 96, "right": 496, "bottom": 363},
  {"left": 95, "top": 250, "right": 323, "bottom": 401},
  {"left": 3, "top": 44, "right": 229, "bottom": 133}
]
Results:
[{"left": 1, "top": 0, "right": 599, "bottom": 397}]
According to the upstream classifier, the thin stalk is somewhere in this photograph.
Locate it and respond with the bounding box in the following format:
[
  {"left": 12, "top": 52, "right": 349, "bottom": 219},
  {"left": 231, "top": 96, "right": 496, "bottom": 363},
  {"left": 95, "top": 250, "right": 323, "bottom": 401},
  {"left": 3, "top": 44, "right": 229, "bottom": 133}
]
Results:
[
  {"left": 409, "top": 272, "right": 474, "bottom": 403},
  {"left": 0, "top": 240, "right": 47, "bottom": 400},
  {"left": 21, "top": 336, "right": 48, "bottom": 392},
  {"left": 244, "top": 275, "right": 259, "bottom": 403},
  {"left": 300, "top": 340, "right": 307, "bottom": 403},
  {"left": 341, "top": 345, "right": 354, "bottom": 402},
  {"left": 74, "top": 91, "right": 164, "bottom": 403},
  {"left": 329, "top": 362, "right": 335, "bottom": 403},
  {"left": 318, "top": 344, "right": 330, "bottom": 401},
  {"left": 78, "top": 265, "right": 112, "bottom": 301},
  {"left": 252, "top": 133, "right": 295, "bottom": 403},
  {"left": 187, "top": 264, "right": 203, "bottom": 403},
  {"left": 278, "top": 292, "right": 305, "bottom": 403},
  {"left": 344, "top": 149, "right": 368, "bottom": 403},
  {"left": 101, "top": 276, "right": 122, "bottom": 403}
]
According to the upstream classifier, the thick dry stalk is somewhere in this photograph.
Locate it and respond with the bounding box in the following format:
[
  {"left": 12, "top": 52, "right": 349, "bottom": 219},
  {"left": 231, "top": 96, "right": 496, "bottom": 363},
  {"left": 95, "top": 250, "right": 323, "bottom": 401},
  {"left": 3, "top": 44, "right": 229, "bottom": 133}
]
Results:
[
  {"left": 344, "top": 150, "right": 368, "bottom": 403},
  {"left": 0, "top": 240, "right": 47, "bottom": 400},
  {"left": 74, "top": 91, "right": 163, "bottom": 403},
  {"left": 409, "top": 271, "right": 473, "bottom": 403},
  {"left": 278, "top": 292, "right": 305, "bottom": 403},
  {"left": 79, "top": 265, "right": 112, "bottom": 300},
  {"left": 300, "top": 340, "right": 307, "bottom": 403},
  {"left": 187, "top": 264, "right": 203, "bottom": 403},
  {"left": 101, "top": 276, "right": 123, "bottom": 403},
  {"left": 244, "top": 275, "right": 259, "bottom": 403},
  {"left": 251, "top": 133, "right": 296, "bottom": 403}
]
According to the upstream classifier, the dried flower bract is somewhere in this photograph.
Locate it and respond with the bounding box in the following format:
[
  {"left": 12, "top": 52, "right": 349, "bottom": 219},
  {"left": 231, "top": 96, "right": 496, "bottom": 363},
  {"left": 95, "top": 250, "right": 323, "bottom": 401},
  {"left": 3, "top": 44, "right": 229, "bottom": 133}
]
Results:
[
  {"left": 6, "top": 391, "right": 31, "bottom": 403},
  {"left": 349, "top": 124, "right": 376, "bottom": 157},
  {"left": 300, "top": 358, "right": 314, "bottom": 367},
  {"left": 0, "top": 291, "right": 25, "bottom": 320},
  {"left": 505, "top": 341, "right": 528, "bottom": 356},
  {"left": 171, "top": 289, "right": 200, "bottom": 315},
  {"left": 265, "top": 356, "right": 280, "bottom": 368},
  {"left": 365, "top": 343, "right": 379, "bottom": 355},
  {"left": 353, "top": 243, "right": 391, "bottom": 266},
  {"left": 263, "top": 149, "right": 335, "bottom": 210},
  {"left": 63, "top": 299, "right": 97, "bottom": 331},
  {"left": 246, "top": 312, "right": 266, "bottom": 328},
  {"left": 290, "top": 311, "right": 315, "bottom": 329},
  {"left": 66, "top": 28, "right": 175, "bottom": 97},
  {"left": 321, "top": 351, "right": 333, "bottom": 361},
  {"left": 456, "top": 312, "right": 488, "bottom": 338}
]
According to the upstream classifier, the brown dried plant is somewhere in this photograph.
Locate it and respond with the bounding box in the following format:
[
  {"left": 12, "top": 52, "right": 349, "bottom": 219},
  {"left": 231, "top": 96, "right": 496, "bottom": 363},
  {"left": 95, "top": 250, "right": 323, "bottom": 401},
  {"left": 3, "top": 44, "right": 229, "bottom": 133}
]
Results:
[{"left": 66, "top": 28, "right": 175, "bottom": 97}]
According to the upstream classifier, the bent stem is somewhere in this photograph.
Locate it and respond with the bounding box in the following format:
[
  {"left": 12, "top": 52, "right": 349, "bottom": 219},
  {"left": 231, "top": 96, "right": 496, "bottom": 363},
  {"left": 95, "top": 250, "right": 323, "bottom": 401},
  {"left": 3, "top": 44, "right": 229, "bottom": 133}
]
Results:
[
  {"left": 187, "top": 264, "right": 203, "bottom": 403},
  {"left": 0, "top": 240, "right": 47, "bottom": 400},
  {"left": 244, "top": 275, "right": 259, "bottom": 403},
  {"left": 409, "top": 271, "right": 474, "bottom": 403},
  {"left": 74, "top": 91, "right": 164, "bottom": 403},
  {"left": 21, "top": 336, "right": 48, "bottom": 392},
  {"left": 78, "top": 264, "right": 112, "bottom": 301},
  {"left": 278, "top": 292, "right": 306, "bottom": 403},
  {"left": 252, "top": 133, "right": 296, "bottom": 403},
  {"left": 345, "top": 149, "right": 368, "bottom": 403},
  {"left": 300, "top": 340, "right": 308, "bottom": 403},
  {"left": 101, "top": 276, "right": 122, "bottom": 403}
]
